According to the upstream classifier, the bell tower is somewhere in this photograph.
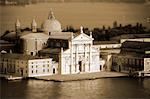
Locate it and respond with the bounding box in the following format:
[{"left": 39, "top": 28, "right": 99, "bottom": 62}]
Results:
[
  {"left": 15, "top": 19, "right": 21, "bottom": 38},
  {"left": 31, "top": 19, "right": 37, "bottom": 33},
  {"left": 15, "top": 19, "right": 21, "bottom": 53}
]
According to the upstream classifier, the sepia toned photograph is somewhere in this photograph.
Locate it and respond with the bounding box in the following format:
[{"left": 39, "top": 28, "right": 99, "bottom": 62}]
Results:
[{"left": 0, "top": 0, "right": 150, "bottom": 99}]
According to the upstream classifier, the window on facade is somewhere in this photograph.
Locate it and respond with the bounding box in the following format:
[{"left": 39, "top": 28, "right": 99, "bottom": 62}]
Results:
[
  {"left": 53, "top": 68, "right": 55, "bottom": 74},
  {"left": 36, "top": 65, "right": 38, "bottom": 68},
  {"left": 148, "top": 62, "right": 150, "bottom": 65},
  {"left": 50, "top": 42, "right": 53, "bottom": 46},
  {"left": 47, "top": 65, "right": 49, "bottom": 67},
  {"left": 43, "top": 65, "right": 45, "bottom": 67},
  {"left": 56, "top": 42, "right": 60, "bottom": 47},
  {"left": 47, "top": 69, "right": 49, "bottom": 72},
  {"left": 86, "top": 56, "right": 89, "bottom": 61},
  {"left": 141, "top": 60, "right": 144, "bottom": 66},
  {"left": 31, "top": 52, "right": 34, "bottom": 56},
  {"left": 32, "top": 70, "right": 33, "bottom": 73},
  {"left": 133, "top": 59, "right": 135, "bottom": 65},
  {"left": 136, "top": 59, "right": 139, "bottom": 66},
  {"left": 43, "top": 69, "right": 45, "bottom": 73},
  {"left": 100, "top": 65, "right": 102, "bottom": 70},
  {"left": 36, "top": 70, "right": 38, "bottom": 73},
  {"left": 49, "top": 32, "right": 51, "bottom": 35},
  {"left": 32, "top": 66, "right": 33, "bottom": 68},
  {"left": 63, "top": 43, "right": 66, "bottom": 47}
]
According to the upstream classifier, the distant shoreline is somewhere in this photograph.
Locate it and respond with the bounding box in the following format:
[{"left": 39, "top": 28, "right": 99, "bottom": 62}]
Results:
[{"left": 0, "top": 0, "right": 147, "bottom": 6}]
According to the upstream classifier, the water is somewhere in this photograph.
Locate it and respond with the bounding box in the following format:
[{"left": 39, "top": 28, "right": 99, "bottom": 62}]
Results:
[
  {"left": 0, "top": 2, "right": 150, "bottom": 36},
  {"left": 1, "top": 78, "right": 150, "bottom": 99}
]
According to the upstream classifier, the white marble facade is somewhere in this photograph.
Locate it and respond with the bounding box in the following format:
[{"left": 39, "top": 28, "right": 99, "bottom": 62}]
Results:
[{"left": 59, "top": 28, "right": 102, "bottom": 75}]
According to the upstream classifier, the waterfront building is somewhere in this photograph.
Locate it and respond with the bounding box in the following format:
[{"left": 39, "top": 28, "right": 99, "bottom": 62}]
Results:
[
  {"left": 93, "top": 41, "right": 121, "bottom": 53},
  {"left": 93, "top": 41, "right": 121, "bottom": 71},
  {"left": 0, "top": 53, "right": 57, "bottom": 77},
  {"left": 93, "top": 36, "right": 150, "bottom": 72},
  {"left": 112, "top": 41, "right": 150, "bottom": 73}
]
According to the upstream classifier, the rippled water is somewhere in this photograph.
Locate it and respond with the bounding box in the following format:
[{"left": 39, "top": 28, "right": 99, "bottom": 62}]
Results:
[
  {"left": 1, "top": 78, "right": 150, "bottom": 99},
  {"left": 0, "top": 2, "right": 150, "bottom": 35}
]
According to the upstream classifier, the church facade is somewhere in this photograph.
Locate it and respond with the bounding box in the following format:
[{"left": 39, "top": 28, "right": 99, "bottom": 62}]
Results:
[{"left": 59, "top": 31, "right": 102, "bottom": 74}]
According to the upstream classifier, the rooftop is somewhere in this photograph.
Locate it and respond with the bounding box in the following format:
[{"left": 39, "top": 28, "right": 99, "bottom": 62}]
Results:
[
  {"left": 39, "top": 48, "right": 61, "bottom": 54},
  {"left": 93, "top": 41, "right": 120, "bottom": 45},
  {"left": 122, "top": 41, "right": 150, "bottom": 51},
  {"left": 0, "top": 53, "right": 49, "bottom": 60},
  {"left": 113, "top": 53, "right": 150, "bottom": 58},
  {"left": 49, "top": 32, "right": 78, "bottom": 40},
  {"left": 110, "top": 33, "right": 150, "bottom": 41},
  {"left": 20, "top": 32, "right": 49, "bottom": 39},
  {"left": 0, "top": 40, "right": 11, "bottom": 44}
]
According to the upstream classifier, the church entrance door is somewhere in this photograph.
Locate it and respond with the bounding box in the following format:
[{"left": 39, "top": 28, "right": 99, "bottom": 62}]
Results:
[{"left": 79, "top": 61, "right": 82, "bottom": 72}]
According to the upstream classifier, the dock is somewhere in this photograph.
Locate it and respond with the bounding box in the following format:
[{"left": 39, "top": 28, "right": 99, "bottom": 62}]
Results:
[{"left": 34, "top": 72, "right": 128, "bottom": 82}]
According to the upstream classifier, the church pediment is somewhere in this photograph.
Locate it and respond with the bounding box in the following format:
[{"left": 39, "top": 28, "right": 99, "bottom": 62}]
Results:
[{"left": 72, "top": 33, "right": 93, "bottom": 42}]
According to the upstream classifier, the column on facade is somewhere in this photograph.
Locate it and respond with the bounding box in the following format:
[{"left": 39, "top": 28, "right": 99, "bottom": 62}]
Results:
[
  {"left": 89, "top": 43, "right": 92, "bottom": 72},
  {"left": 25, "top": 39, "right": 28, "bottom": 55},
  {"left": 84, "top": 44, "right": 87, "bottom": 72},
  {"left": 70, "top": 42, "right": 73, "bottom": 74},
  {"left": 58, "top": 47, "right": 63, "bottom": 74},
  {"left": 35, "top": 38, "right": 38, "bottom": 55},
  {"left": 75, "top": 44, "right": 78, "bottom": 73}
]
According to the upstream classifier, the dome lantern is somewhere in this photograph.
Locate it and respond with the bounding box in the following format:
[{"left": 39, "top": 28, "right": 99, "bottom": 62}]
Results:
[{"left": 48, "top": 10, "right": 55, "bottom": 20}]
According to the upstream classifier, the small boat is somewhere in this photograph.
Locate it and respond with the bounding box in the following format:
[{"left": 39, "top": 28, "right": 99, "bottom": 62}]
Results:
[
  {"left": 132, "top": 71, "right": 150, "bottom": 77},
  {"left": 5, "top": 75, "right": 23, "bottom": 81}
]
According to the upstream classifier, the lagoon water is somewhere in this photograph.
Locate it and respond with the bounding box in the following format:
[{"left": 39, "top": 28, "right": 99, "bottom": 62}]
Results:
[
  {"left": 1, "top": 78, "right": 150, "bottom": 99},
  {"left": 0, "top": 2, "right": 150, "bottom": 36}
]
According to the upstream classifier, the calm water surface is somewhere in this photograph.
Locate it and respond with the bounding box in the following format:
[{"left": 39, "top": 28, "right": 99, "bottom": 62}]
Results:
[
  {"left": 0, "top": 3, "right": 150, "bottom": 35},
  {"left": 1, "top": 78, "right": 150, "bottom": 99}
]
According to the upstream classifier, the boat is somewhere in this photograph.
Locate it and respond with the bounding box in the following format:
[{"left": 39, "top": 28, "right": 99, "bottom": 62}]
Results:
[
  {"left": 132, "top": 71, "right": 150, "bottom": 77},
  {"left": 5, "top": 75, "right": 23, "bottom": 81}
]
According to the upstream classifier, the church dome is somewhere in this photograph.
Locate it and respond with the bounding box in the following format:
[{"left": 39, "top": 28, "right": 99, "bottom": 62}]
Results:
[{"left": 42, "top": 11, "right": 62, "bottom": 33}]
